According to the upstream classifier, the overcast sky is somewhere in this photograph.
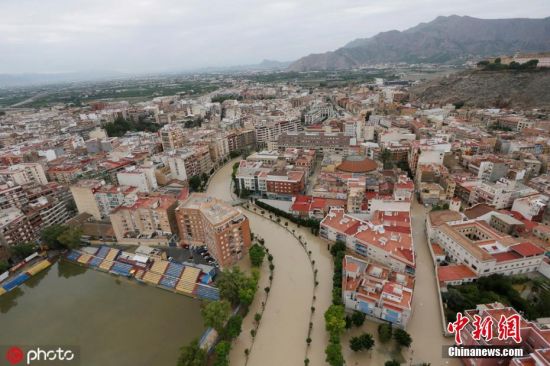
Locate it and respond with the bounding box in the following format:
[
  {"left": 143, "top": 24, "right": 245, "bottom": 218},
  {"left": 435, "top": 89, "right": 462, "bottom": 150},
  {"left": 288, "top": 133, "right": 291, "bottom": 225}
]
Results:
[{"left": 0, "top": 0, "right": 548, "bottom": 74}]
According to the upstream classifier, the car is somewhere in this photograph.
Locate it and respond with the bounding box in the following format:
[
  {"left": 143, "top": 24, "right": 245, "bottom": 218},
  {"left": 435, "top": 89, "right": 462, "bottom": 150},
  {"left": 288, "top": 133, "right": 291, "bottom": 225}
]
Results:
[
  {"left": 200, "top": 252, "right": 209, "bottom": 257},
  {"left": 204, "top": 256, "right": 212, "bottom": 261}
]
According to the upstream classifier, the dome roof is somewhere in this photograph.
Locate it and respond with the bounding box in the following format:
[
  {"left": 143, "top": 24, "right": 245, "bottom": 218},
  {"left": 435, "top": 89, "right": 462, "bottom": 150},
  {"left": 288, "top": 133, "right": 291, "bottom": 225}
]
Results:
[{"left": 336, "top": 155, "right": 378, "bottom": 173}]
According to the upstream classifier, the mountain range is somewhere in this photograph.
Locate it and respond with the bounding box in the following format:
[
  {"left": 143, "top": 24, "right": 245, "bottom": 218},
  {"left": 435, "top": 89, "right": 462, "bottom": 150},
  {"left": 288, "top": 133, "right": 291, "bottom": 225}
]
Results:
[{"left": 288, "top": 15, "right": 550, "bottom": 71}]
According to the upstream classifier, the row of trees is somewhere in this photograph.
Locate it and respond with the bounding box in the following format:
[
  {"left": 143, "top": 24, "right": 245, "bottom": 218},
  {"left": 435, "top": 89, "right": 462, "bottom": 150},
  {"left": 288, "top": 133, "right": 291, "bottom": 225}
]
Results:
[
  {"left": 324, "top": 304, "right": 346, "bottom": 366},
  {"left": 254, "top": 199, "right": 321, "bottom": 235},
  {"left": 477, "top": 58, "right": 539, "bottom": 71}
]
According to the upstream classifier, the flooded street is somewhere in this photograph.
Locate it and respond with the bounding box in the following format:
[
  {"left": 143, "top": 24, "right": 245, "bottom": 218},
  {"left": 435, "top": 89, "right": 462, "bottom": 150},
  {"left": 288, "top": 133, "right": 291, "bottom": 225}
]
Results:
[
  {"left": 406, "top": 200, "right": 458, "bottom": 366},
  {"left": 208, "top": 159, "right": 322, "bottom": 366},
  {"left": 210, "top": 159, "right": 459, "bottom": 365},
  {"left": 0, "top": 260, "right": 204, "bottom": 366}
]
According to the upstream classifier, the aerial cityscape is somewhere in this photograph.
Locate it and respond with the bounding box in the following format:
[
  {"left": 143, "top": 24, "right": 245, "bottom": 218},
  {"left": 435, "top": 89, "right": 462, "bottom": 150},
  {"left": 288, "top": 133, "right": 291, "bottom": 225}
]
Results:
[{"left": 1, "top": 1, "right": 550, "bottom": 366}]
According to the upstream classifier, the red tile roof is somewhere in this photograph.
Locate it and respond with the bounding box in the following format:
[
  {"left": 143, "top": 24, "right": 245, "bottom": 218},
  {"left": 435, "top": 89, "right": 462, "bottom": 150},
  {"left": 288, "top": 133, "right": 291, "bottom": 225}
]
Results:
[
  {"left": 511, "top": 242, "right": 545, "bottom": 257},
  {"left": 437, "top": 264, "right": 476, "bottom": 283}
]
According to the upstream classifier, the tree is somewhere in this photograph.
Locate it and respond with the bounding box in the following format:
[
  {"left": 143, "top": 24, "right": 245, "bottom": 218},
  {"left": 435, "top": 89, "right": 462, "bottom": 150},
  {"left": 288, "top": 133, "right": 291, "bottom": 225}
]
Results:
[
  {"left": 393, "top": 328, "right": 412, "bottom": 348},
  {"left": 57, "top": 227, "right": 82, "bottom": 249},
  {"left": 324, "top": 305, "right": 346, "bottom": 338},
  {"left": 385, "top": 361, "right": 401, "bottom": 366},
  {"left": 358, "top": 333, "right": 375, "bottom": 351},
  {"left": 380, "top": 149, "right": 392, "bottom": 169},
  {"left": 249, "top": 244, "right": 265, "bottom": 267},
  {"left": 330, "top": 241, "right": 346, "bottom": 257},
  {"left": 349, "top": 336, "right": 363, "bottom": 352},
  {"left": 325, "top": 342, "right": 344, "bottom": 366},
  {"left": 201, "top": 300, "right": 231, "bottom": 333},
  {"left": 177, "top": 339, "right": 206, "bottom": 366},
  {"left": 0, "top": 260, "right": 9, "bottom": 273},
  {"left": 217, "top": 267, "right": 258, "bottom": 307},
  {"left": 378, "top": 323, "right": 393, "bottom": 343},
  {"left": 350, "top": 333, "right": 374, "bottom": 352},
  {"left": 189, "top": 176, "right": 202, "bottom": 192},
  {"left": 213, "top": 341, "right": 230, "bottom": 366},
  {"left": 10, "top": 243, "right": 36, "bottom": 259},
  {"left": 41, "top": 224, "right": 66, "bottom": 249},
  {"left": 351, "top": 311, "right": 366, "bottom": 327},
  {"left": 223, "top": 315, "right": 242, "bottom": 340}
]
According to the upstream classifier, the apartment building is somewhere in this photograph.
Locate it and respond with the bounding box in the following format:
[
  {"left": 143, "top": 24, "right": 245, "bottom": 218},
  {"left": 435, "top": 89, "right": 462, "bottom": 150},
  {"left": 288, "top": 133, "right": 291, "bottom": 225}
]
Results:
[
  {"left": 254, "top": 119, "right": 299, "bottom": 147},
  {"left": 408, "top": 138, "right": 451, "bottom": 174},
  {"left": 342, "top": 255, "right": 414, "bottom": 327},
  {"left": 511, "top": 194, "right": 549, "bottom": 221},
  {"left": 162, "top": 146, "right": 213, "bottom": 181},
  {"left": 321, "top": 208, "right": 415, "bottom": 274},
  {"left": 160, "top": 124, "right": 186, "bottom": 151},
  {"left": 278, "top": 132, "right": 351, "bottom": 156},
  {"left": 175, "top": 193, "right": 251, "bottom": 267},
  {"left": 116, "top": 164, "right": 158, "bottom": 193},
  {"left": 0, "top": 163, "right": 48, "bottom": 186},
  {"left": 110, "top": 195, "right": 178, "bottom": 245},
  {"left": 0, "top": 208, "right": 35, "bottom": 248},
  {"left": 70, "top": 179, "right": 104, "bottom": 220}
]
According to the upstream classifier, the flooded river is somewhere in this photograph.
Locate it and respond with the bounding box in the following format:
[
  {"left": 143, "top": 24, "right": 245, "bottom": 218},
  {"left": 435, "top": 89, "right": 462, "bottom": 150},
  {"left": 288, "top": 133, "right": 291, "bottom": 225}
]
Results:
[{"left": 0, "top": 260, "right": 204, "bottom": 366}]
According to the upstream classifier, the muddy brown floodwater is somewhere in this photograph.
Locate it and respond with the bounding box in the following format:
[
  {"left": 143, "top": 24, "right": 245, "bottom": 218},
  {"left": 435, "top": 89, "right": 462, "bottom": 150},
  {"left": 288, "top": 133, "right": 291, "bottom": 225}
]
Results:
[{"left": 207, "top": 159, "right": 459, "bottom": 366}]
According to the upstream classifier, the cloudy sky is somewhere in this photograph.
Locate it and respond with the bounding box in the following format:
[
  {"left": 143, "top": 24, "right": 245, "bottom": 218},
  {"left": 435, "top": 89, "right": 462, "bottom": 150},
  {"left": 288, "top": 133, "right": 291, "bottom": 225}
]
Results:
[{"left": 0, "top": 0, "right": 548, "bottom": 74}]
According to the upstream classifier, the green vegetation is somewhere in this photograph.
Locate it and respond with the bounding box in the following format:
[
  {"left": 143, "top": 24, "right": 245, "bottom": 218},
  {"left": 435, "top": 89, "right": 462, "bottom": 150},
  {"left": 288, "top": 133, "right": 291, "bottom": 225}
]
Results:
[
  {"left": 443, "top": 274, "right": 550, "bottom": 321},
  {"left": 104, "top": 116, "right": 160, "bottom": 137},
  {"left": 0, "top": 260, "right": 9, "bottom": 273},
  {"left": 213, "top": 341, "right": 231, "bottom": 366},
  {"left": 349, "top": 333, "right": 375, "bottom": 352},
  {"left": 201, "top": 300, "right": 231, "bottom": 333},
  {"left": 249, "top": 244, "right": 266, "bottom": 267},
  {"left": 222, "top": 315, "right": 243, "bottom": 340},
  {"left": 385, "top": 360, "right": 401, "bottom": 366},
  {"left": 217, "top": 266, "right": 259, "bottom": 308},
  {"left": 378, "top": 323, "right": 393, "bottom": 343},
  {"left": 9, "top": 242, "right": 36, "bottom": 260},
  {"left": 211, "top": 94, "right": 243, "bottom": 103},
  {"left": 325, "top": 341, "right": 345, "bottom": 366},
  {"left": 430, "top": 202, "right": 449, "bottom": 211},
  {"left": 351, "top": 311, "right": 366, "bottom": 327},
  {"left": 330, "top": 241, "right": 346, "bottom": 305},
  {"left": 41, "top": 225, "right": 82, "bottom": 249},
  {"left": 324, "top": 304, "right": 346, "bottom": 366},
  {"left": 177, "top": 339, "right": 206, "bottom": 366},
  {"left": 189, "top": 176, "right": 203, "bottom": 192},
  {"left": 393, "top": 328, "right": 412, "bottom": 348},
  {"left": 477, "top": 58, "right": 539, "bottom": 71},
  {"left": 488, "top": 124, "right": 513, "bottom": 132},
  {"left": 254, "top": 199, "right": 321, "bottom": 235}
]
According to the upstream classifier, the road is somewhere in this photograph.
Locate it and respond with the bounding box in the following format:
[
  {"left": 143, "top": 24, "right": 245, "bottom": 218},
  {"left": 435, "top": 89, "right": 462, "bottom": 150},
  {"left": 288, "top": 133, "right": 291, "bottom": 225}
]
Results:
[
  {"left": 405, "top": 200, "right": 458, "bottom": 365},
  {"left": 207, "top": 159, "right": 332, "bottom": 366}
]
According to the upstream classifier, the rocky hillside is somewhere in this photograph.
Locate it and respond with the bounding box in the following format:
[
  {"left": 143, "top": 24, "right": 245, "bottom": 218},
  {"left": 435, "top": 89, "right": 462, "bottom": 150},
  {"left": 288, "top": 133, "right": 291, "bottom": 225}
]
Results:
[
  {"left": 409, "top": 69, "right": 550, "bottom": 109},
  {"left": 289, "top": 15, "right": 550, "bottom": 71}
]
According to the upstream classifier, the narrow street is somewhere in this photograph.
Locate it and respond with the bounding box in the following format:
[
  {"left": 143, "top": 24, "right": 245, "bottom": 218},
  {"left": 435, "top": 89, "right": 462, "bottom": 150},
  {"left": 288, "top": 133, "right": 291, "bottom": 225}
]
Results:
[{"left": 406, "top": 199, "right": 458, "bottom": 365}]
